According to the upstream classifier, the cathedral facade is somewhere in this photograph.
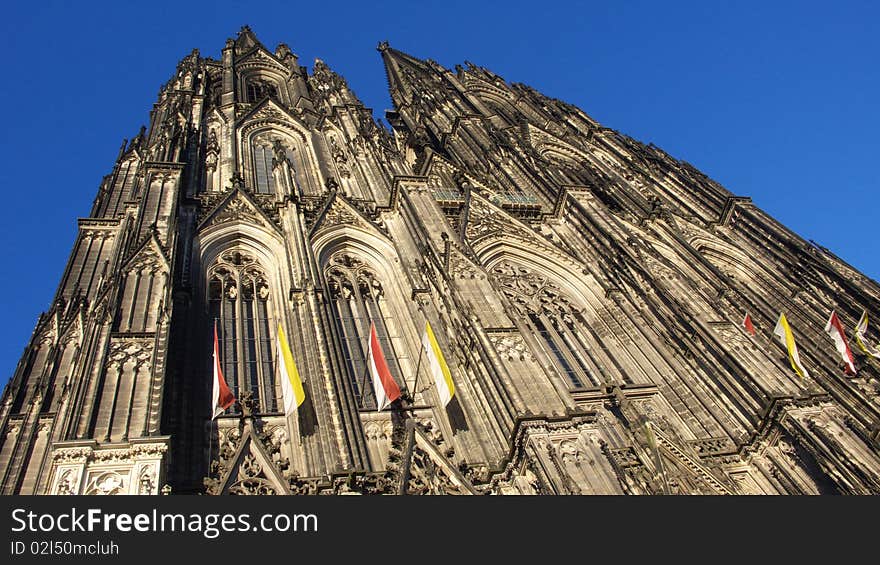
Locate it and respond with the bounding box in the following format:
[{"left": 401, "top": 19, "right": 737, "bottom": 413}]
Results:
[{"left": 2, "top": 27, "right": 879, "bottom": 495}]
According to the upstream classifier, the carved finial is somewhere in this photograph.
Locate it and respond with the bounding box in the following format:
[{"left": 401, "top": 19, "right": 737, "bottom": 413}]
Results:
[
  {"left": 377, "top": 41, "right": 390, "bottom": 52},
  {"left": 239, "top": 390, "right": 258, "bottom": 417},
  {"left": 271, "top": 139, "right": 290, "bottom": 168},
  {"left": 231, "top": 171, "right": 245, "bottom": 190},
  {"left": 160, "top": 484, "right": 171, "bottom": 495},
  {"left": 129, "top": 125, "right": 146, "bottom": 151}
]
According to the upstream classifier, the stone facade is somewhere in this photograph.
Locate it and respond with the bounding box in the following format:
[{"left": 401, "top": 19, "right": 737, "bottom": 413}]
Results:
[{"left": 2, "top": 27, "right": 879, "bottom": 495}]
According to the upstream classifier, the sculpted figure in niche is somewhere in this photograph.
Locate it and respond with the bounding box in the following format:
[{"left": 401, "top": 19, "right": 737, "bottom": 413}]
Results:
[
  {"left": 329, "top": 136, "right": 348, "bottom": 164},
  {"left": 207, "top": 129, "right": 219, "bottom": 152},
  {"left": 326, "top": 135, "right": 351, "bottom": 176},
  {"left": 138, "top": 467, "right": 155, "bottom": 495},
  {"left": 56, "top": 470, "right": 78, "bottom": 495}
]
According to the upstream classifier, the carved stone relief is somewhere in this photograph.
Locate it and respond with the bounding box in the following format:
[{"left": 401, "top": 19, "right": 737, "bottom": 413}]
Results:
[
  {"left": 48, "top": 441, "right": 168, "bottom": 495},
  {"left": 488, "top": 332, "right": 533, "bottom": 362}
]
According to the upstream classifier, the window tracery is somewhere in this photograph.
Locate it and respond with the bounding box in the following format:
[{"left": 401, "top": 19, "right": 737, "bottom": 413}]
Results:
[
  {"left": 245, "top": 78, "right": 278, "bottom": 103},
  {"left": 209, "top": 250, "right": 276, "bottom": 414},
  {"left": 325, "top": 252, "right": 407, "bottom": 409},
  {"left": 252, "top": 134, "right": 300, "bottom": 196},
  {"left": 490, "top": 260, "right": 601, "bottom": 389}
]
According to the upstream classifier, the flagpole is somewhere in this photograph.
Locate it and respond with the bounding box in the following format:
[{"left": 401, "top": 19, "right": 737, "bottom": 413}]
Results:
[
  {"left": 210, "top": 318, "right": 217, "bottom": 475},
  {"left": 359, "top": 356, "right": 371, "bottom": 406},
  {"left": 358, "top": 316, "right": 373, "bottom": 408},
  {"left": 410, "top": 342, "right": 423, "bottom": 404}
]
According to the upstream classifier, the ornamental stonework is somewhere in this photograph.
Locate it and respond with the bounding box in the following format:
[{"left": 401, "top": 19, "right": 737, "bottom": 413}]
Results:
[{"left": 1, "top": 26, "right": 879, "bottom": 496}]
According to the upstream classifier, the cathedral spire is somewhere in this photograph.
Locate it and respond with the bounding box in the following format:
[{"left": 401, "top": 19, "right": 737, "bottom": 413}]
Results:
[
  {"left": 378, "top": 42, "right": 434, "bottom": 109},
  {"left": 309, "top": 57, "right": 362, "bottom": 107}
]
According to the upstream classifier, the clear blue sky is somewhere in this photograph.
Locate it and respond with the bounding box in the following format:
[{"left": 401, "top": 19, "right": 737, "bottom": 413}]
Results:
[{"left": 1, "top": 1, "right": 877, "bottom": 386}]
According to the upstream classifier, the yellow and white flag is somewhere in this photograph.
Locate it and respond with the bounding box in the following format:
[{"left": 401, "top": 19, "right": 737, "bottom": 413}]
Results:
[
  {"left": 773, "top": 313, "right": 809, "bottom": 379},
  {"left": 855, "top": 310, "right": 880, "bottom": 360},
  {"left": 276, "top": 323, "right": 306, "bottom": 415},
  {"left": 421, "top": 321, "right": 455, "bottom": 407}
]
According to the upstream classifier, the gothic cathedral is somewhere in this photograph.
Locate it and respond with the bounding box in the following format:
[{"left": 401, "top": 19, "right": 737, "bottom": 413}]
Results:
[{"left": 2, "top": 27, "right": 879, "bottom": 495}]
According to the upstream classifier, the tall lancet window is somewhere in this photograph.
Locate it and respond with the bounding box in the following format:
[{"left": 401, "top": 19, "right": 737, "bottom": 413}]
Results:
[
  {"left": 325, "top": 252, "right": 407, "bottom": 410},
  {"left": 208, "top": 250, "right": 277, "bottom": 414},
  {"left": 491, "top": 261, "right": 600, "bottom": 390},
  {"left": 252, "top": 139, "right": 276, "bottom": 195}
]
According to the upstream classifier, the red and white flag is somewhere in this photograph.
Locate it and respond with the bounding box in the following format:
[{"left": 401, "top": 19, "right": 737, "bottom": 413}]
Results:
[
  {"left": 366, "top": 321, "right": 401, "bottom": 411},
  {"left": 212, "top": 321, "right": 236, "bottom": 419},
  {"left": 825, "top": 311, "right": 856, "bottom": 375},
  {"left": 742, "top": 312, "right": 756, "bottom": 336}
]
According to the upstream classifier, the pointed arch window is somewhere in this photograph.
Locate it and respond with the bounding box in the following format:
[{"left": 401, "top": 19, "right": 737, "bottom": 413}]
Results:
[
  {"left": 491, "top": 261, "right": 601, "bottom": 390},
  {"left": 246, "top": 78, "right": 278, "bottom": 103},
  {"left": 252, "top": 135, "right": 301, "bottom": 197},
  {"left": 209, "top": 250, "right": 277, "bottom": 414},
  {"left": 325, "top": 252, "right": 408, "bottom": 410},
  {"left": 253, "top": 140, "right": 276, "bottom": 195}
]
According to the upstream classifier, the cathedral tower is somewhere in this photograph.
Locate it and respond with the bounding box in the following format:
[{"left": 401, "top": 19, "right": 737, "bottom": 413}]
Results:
[{"left": 2, "top": 27, "right": 879, "bottom": 495}]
